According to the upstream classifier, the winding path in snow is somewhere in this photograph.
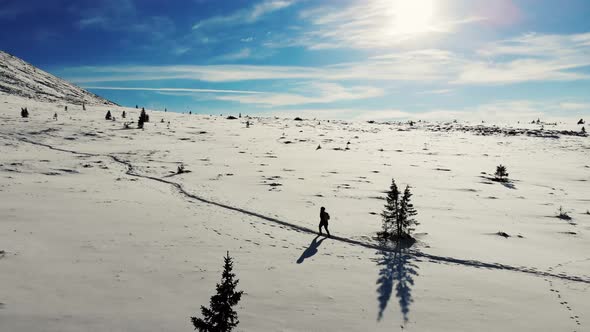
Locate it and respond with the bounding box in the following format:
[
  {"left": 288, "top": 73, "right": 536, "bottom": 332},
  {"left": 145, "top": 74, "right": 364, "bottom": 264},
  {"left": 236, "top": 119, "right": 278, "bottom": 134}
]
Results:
[{"left": 2, "top": 133, "right": 590, "bottom": 286}]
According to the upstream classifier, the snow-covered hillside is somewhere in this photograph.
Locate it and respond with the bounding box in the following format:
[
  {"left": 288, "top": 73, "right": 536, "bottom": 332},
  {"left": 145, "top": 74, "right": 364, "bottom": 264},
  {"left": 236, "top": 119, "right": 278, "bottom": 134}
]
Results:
[
  {"left": 0, "top": 94, "right": 588, "bottom": 331},
  {"left": 0, "top": 51, "right": 115, "bottom": 106}
]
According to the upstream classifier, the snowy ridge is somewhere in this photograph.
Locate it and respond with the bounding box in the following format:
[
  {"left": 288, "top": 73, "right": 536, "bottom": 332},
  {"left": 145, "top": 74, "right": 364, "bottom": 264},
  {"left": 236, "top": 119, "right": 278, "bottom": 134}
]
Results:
[{"left": 0, "top": 50, "right": 115, "bottom": 105}]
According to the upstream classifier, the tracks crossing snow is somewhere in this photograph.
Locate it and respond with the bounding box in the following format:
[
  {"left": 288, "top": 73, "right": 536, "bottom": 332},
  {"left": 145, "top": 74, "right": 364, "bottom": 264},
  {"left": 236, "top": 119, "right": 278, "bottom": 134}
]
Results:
[{"left": 2, "top": 133, "right": 590, "bottom": 286}]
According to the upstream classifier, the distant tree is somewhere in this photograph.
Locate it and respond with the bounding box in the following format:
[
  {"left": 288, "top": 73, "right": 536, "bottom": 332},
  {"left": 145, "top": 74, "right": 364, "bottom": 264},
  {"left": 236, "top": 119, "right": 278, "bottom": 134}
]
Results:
[
  {"left": 399, "top": 186, "right": 418, "bottom": 237},
  {"left": 122, "top": 111, "right": 126, "bottom": 119},
  {"left": 557, "top": 206, "right": 572, "bottom": 221},
  {"left": 20, "top": 107, "right": 29, "bottom": 118},
  {"left": 138, "top": 108, "right": 149, "bottom": 129},
  {"left": 191, "top": 251, "right": 243, "bottom": 332},
  {"left": 82, "top": 103, "right": 86, "bottom": 111},
  {"left": 380, "top": 178, "right": 401, "bottom": 239},
  {"left": 494, "top": 165, "right": 509, "bottom": 182},
  {"left": 582, "top": 126, "right": 586, "bottom": 134},
  {"left": 105, "top": 111, "right": 112, "bottom": 120}
]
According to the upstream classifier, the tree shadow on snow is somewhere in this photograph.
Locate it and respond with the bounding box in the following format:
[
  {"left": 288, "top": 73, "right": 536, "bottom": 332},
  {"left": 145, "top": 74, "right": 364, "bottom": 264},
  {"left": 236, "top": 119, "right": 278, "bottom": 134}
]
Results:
[
  {"left": 296, "top": 235, "right": 327, "bottom": 264},
  {"left": 375, "top": 240, "right": 419, "bottom": 323}
]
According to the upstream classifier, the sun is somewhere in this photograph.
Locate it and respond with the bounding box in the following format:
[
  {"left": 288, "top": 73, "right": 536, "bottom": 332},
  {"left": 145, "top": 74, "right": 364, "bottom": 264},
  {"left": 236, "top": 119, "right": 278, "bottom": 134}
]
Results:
[{"left": 390, "top": 0, "right": 436, "bottom": 35}]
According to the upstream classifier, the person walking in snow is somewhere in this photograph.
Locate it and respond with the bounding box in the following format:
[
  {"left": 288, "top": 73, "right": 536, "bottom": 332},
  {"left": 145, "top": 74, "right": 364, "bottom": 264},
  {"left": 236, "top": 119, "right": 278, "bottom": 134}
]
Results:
[{"left": 319, "top": 206, "right": 331, "bottom": 237}]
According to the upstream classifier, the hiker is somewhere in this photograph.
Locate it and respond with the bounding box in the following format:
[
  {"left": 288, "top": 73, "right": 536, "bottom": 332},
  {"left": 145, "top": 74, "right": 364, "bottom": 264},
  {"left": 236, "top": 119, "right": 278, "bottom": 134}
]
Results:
[{"left": 319, "top": 206, "right": 330, "bottom": 237}]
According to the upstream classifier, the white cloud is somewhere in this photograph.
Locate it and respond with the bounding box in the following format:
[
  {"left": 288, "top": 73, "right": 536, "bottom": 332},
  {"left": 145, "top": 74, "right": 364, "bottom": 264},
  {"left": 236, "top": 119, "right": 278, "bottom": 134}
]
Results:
[
  {"left": 63, "top": 31, "right": 590, "bottom": 97},
  {"left": 290, "top": 0, "right": 484, "bottom": 50},
  {"left": 559, "top": 102, "right": 590, "bottom": 111},
  {"left": 457, "top": 32, "right": 590, "bottom": 84},
  {"left": 192, "top": 0, "right": 295, "bottom": 29},
  {"left": 217, "top": 48, "right": 252, "bottom": 61},
  {"left": 215, "top": 83, "right": 384, "bottom": 107},
  {"left": 83, "top": 86, "right": 262, "bottom": 94},
  {"left": 256, "top": 99, "right": 590, "bottom": 122}
]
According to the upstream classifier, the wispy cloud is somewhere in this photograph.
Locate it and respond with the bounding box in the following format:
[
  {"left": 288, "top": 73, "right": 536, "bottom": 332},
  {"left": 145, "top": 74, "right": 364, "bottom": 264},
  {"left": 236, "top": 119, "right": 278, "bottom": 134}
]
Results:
[
  {"left": 217, "top": 48, "right": 252, "bottom": 61},
  {"left": 455, "top": 32, "right": 590, "bottom": 84},
  {"left": 65, "top": 31, "right": 590, "bottom": 86},
  {"left": 283, "top": 0, "right": 484, "bottom": 50},
  {"left": 258, "top": 99, "right": 590, "bottom": 122},
  {"left": 215, "top": 83, "right": 384, "bottom": 107},
  {"left": 192, "top": 0, "right": 295, "bottom": 29},
  {"left": 83, "top": 86, "right": 263, "bottom": 94}
]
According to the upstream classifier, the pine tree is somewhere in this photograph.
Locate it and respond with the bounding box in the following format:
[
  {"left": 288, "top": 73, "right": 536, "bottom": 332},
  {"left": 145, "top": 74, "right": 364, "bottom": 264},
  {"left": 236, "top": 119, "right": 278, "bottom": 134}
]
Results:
[
  {"left": 381, "top": 178, "right": 400, "bottom": 239},
  {"left": 138, "top": 108, "right": 148, "bottom": 129},
  {"left": 122, "top": 111, "right": 126, "bottom": 119},
  {"left": 399, "top": 186, "right": 418, "bottom": 236},
  {"left": 105, "top": 111, "right": 112, "bottom": 120},
  {"left": 191, "top": 251, "right": 243, "bottom": 332}
]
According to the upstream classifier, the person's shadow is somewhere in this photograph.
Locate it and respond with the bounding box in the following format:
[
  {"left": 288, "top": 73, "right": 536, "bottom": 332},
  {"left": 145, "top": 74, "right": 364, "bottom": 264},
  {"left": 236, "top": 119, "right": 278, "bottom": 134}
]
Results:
[{"left": 296, "top": 235, "right": 327, "bottom": 264}]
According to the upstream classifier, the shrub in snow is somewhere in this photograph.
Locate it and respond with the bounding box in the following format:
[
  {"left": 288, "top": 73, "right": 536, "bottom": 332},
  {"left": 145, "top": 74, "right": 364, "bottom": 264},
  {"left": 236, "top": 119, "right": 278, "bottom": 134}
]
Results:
[
  {"left": 557, "top": 206, "right": 572, "bottom": 220},
  {"left": 494, "top": 165, "right": 509, "bottom": 182},
  {"left": 177, "top": 164, "right": 185, "bottom": 174},
  {"left": 20, "top": 107, "right": 29, "bottom": 118},
  {"left": 105, "top": 111, "right": 112, "bottom": 120},
  {"left": 191, "top": 251, "right": 243, "bottom": 332},
  {"left": 578, "top": 118, "right": 585, "bottom": 125}
]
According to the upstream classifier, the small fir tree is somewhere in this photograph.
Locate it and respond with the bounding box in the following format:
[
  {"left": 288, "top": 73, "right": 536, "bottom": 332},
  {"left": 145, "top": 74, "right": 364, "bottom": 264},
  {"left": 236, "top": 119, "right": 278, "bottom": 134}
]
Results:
[
  {"left": 122, "top": 111, "right": 126, "bottom": 118},
  {"left": 105, "top": 111, "right": 112, "bottom": 120},
  {"left": 138, "top": 108, "right": 149, "bottom": 129},
  {"left": 399, "top": 186, "right": 418, "bottom": 236},
  {"left": 494, "top": 165, "right": 509, "bottom": 182},
  {"left": 381, "top": 178, "right": 400, "bottom": 239},
  {"left": 20, "top": 107, "right": 29, "bottom": 118},
  {"left": 191, "top": 251, "right": 243, "bottom": 332}
]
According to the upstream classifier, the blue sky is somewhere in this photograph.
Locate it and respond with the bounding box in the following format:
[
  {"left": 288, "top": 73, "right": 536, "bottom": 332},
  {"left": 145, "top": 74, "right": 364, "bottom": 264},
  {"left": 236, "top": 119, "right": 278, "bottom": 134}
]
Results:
[{"left": 1, "top": 0, "right": 590, "bottom": 121}]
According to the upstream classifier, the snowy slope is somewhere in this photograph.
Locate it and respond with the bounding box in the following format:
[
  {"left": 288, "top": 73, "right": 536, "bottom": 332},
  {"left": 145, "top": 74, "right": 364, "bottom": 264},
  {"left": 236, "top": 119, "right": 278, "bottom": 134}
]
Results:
[
  {"left": 0, "top": 51, "right": 115, "bottom": 105},
  {"left": 0, "top": 95, "right": 589, "bottom": 332}
]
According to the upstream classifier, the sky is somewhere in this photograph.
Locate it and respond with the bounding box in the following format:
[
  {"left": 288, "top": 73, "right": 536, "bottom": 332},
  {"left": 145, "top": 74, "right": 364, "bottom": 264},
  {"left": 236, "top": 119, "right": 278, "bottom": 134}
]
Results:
[{"left": 1, "top": 0, "right": 590, "bottom": 121}]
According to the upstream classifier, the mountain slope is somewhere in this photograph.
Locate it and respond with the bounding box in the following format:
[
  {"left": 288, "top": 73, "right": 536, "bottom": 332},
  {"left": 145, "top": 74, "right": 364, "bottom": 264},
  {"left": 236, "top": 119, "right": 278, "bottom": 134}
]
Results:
[{"left": 0, "top": 50, "right": 116, "bottom": 105}]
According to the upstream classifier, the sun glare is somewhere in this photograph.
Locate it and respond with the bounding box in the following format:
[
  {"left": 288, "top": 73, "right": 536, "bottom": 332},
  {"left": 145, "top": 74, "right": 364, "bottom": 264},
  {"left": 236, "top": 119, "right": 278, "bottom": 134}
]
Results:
[{"left": 390, "top": 0, "right": 436, "bottom": 35}]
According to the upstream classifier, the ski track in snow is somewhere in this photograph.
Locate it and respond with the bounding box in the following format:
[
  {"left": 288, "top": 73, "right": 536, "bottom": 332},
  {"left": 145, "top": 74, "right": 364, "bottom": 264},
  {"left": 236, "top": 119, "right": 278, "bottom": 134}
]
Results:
[{"left": 2, "top": 132, "right": 590, "bottom": 287}]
